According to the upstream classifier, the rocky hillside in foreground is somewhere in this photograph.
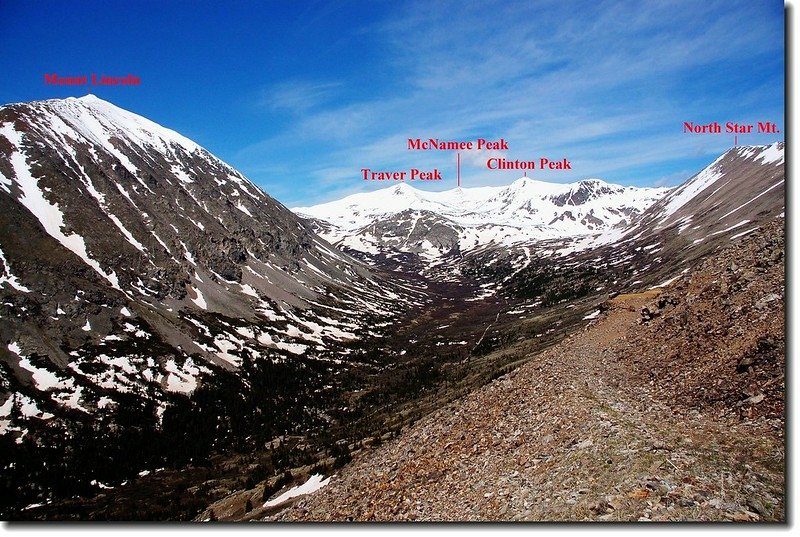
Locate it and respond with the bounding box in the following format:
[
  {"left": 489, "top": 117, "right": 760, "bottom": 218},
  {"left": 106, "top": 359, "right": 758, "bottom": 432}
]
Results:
[{"left": 258, "top": 218, "right": 784, "bottom": 522}]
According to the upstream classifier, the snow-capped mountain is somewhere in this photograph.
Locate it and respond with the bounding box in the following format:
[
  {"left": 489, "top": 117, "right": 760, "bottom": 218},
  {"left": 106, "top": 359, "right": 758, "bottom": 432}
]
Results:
[
  {"left": 560, "top": 142, "right": 787, "bottom": 254},
  {"left": 294, "top": 178, "right": 670, "bottom": 258},
  {"left": 462, "top": 142, "right": 785, "bottom": 303},
  {"left": 0, "top": 95, "right": 421, "bottom": 444},
  {"left": 622, "top": 142, "right": 784, "bottom": 242}
]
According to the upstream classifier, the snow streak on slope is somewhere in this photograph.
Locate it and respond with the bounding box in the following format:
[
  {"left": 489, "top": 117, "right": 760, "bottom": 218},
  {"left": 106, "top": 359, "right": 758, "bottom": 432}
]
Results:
[
  {"left": 0, "top": 123, "right": 121, "bottom": 289},
  {"left": 653, "top": 143, "right": 784, "bottom": 227}
]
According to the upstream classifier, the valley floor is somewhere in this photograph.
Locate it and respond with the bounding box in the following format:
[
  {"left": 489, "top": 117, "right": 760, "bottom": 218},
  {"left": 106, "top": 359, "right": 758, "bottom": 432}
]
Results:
[{"left": 272, "top": 291, "right": 784, "bottom": 522}]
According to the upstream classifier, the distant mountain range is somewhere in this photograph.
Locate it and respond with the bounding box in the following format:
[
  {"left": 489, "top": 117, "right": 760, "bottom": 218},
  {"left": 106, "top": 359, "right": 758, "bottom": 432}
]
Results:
[
  {"left": 454, "top": 141, "right": 785, "bottom": 305},
  {"left": 292, "top": 142, "right": 785, "bottom": 311},
  {"left": 295, "top": 178, "right": 669, "bottom": 258},
  {"left": 295, "top": 142, "right": 784, "bottom": 265}
]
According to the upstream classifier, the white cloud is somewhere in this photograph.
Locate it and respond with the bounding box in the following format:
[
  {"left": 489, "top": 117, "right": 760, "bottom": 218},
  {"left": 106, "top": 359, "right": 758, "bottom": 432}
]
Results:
[
  {"left": 239, "top": 0, "right": 783, "bottom": 205},
  {"left": 260, "top": 80, "right": 342, "bottom": 113}
]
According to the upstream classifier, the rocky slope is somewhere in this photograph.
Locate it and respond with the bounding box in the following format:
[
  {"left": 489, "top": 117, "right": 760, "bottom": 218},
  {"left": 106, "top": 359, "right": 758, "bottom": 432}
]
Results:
[
  {"left": 266, "top": 218, "right": 784, "bottom": 522},
  {"left": 0, "top": 95, "right": 422, "bottom": 514}
]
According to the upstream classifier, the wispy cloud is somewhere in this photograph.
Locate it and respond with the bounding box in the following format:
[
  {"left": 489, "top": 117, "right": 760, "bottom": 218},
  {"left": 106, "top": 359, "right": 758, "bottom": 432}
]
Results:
[
  {"left": 237, "top": 0, "right": 784, "bottom": 206},
  {"left": 259, "top": 80, "right": 342, "bottom": 113}
]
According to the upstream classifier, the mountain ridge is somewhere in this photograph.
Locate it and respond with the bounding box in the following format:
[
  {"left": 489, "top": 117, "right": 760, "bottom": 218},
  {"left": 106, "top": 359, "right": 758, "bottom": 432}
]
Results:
[
  {"left": 0, "top": 95, "right": 427, "bottom": 515},
  {"left": 295, "top": 176, "right": 671, "bottom": 259}
]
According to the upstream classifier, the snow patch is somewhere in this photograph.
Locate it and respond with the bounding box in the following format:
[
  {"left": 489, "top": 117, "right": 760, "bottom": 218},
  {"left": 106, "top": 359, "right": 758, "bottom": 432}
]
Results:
[
  {"left": 730, "top": 226, "right": 760, "bottom": 240},
  {"left": 653, "top": 275, "right": 680, "bottom": 288},
  {"left": 264, "top": 474, "right": 332, "bottom": 508},
  {"left": 164, "top": 358, "right": 201, "bottom": 394},
  {"left": 235, "top": 201, "right": 253, "bottom": 217},
  {"left": 756, "top": 143, "right": 784, "bottom": 165},
  {"left": 189, "top": 286, "right": 207, "bottom": 309},
  {"left": 0, "top": 246, "right": 31, "bottom": 293}
]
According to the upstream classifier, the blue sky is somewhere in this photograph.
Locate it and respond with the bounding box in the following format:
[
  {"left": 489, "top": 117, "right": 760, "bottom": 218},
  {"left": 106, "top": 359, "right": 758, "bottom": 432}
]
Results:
[{"left": 0, "top": 0, "right": 785, "bottom": 206}]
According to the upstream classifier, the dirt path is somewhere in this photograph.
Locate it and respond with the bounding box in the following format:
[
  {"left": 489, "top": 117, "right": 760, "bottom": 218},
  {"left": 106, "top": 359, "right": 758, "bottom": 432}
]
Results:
[{"left": 272, "top": 293, "right": 784, "bottom": 522}]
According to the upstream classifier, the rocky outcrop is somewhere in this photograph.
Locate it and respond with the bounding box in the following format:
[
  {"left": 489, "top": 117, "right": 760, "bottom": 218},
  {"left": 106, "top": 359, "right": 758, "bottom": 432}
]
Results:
[{"left": 620, "top": 218, "right": 784, "bottom": 422}]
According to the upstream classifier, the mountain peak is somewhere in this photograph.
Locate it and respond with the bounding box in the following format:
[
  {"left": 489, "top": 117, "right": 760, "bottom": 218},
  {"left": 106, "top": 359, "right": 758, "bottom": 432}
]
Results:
[
  {"left": 577, "top": 178, "right": 610, "bottom": 188},
  {"left": 392, "top": 183, "right": 416, "bottom": 195},
  {"left": 506, "top": 176, "right": 565, "bottom": 195},
  {"left": 25, "top": 93, "right": 205, "bottom": 155},
  {"left": 510, "top": 176, "right": 544, "bottom": 188},
  {"left": 729, "top": 141, "right": 784, "bottom": 166},
  {"left": 76, "top": 93, "right": 104, "bottom": 103}
]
